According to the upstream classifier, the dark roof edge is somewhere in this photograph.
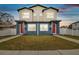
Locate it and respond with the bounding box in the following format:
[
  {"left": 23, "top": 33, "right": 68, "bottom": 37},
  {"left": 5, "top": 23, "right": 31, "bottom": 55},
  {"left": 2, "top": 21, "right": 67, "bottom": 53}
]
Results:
[
  {"left": 29, "top": 4, "right": 48, "bottom": 8},
  {"left": 17, "top": 5, "right": 59, "bottom": 12},
  {"left": 69, "top": 21, "right": 79, "bottom": 26},
  {"left": 42, "top": 7, "right": 59, "bottom": 12},
  {"left": 17, "top": 7, "right": 34, "bottom": 12}
]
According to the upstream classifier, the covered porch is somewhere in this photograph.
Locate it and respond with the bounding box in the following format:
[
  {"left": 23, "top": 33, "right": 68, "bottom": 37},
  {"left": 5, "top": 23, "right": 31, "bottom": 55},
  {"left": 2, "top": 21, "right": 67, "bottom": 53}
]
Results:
[{"left": 15, "top": 20, "right": 61, "bottom": 35}]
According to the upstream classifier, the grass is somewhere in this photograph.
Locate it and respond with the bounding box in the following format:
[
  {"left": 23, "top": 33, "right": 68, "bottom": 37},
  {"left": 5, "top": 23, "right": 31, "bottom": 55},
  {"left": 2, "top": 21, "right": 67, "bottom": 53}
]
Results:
[
  {"left": 61, "top": 35, "right": 79, "bottom": 40},
  {"left": 0, "top": 35, "right": 79, "bottom": 50}
]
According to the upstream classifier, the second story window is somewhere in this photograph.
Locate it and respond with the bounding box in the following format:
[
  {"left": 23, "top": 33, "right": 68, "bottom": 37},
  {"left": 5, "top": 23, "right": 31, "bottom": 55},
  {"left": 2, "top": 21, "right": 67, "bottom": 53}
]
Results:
[
  {"left": 34, "top": 13, "right": 36, "bottom": 16},
  {"left": 40, "top": 13, "right": 42, "bottom": 16},
  {"left": 34, "top": 13, "right": 42, "bottom": 16},
  {"left": 46, "top": 13, "right": 54, "bottom": 18},
  {"left": 22, "top": 12, "right": 30, "bottom": 18}
]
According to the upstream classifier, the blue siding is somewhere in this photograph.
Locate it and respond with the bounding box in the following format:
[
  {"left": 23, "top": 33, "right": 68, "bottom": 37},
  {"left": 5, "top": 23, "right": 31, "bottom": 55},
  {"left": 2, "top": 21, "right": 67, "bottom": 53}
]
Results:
[
  {"left": 50, "top": 22, "right": 53, "bottom": 34},
  {"left": 36, "top": 22, "right": 39, "bottom": 35},
  {"left": 56, "top": 22, "right": 59, "bottom": 34},
  {"left": 16, "top": 22, "right": 19, "bottom": 34}
]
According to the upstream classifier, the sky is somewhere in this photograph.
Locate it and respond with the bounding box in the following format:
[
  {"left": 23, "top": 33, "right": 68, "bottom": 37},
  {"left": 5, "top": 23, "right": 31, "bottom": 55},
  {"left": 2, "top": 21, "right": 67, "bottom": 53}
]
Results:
[{"left": 0, "top": 4, "right": 79, "bottom": 26}]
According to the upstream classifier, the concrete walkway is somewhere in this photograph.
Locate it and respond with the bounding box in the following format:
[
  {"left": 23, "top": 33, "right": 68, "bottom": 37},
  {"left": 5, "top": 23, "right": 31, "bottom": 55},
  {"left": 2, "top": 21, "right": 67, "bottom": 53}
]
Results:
[
  {"left": 54, "top": 35, "right": 79, "bottom": 44},
  {"left": 0, "top": 35, "right": 21, "bottom": 43},
  {"left": 0, "top": 49, "right": 79, "bottom": 55}
]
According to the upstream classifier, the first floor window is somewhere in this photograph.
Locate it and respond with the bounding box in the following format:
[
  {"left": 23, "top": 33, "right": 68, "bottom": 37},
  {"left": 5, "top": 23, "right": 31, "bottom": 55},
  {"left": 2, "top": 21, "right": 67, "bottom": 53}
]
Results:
[
  {"left": 40, "top": 24, "right": 48, "bottom": 31},
  {"left": 27, "top": 24, "right": 36, "bottom": 31}
]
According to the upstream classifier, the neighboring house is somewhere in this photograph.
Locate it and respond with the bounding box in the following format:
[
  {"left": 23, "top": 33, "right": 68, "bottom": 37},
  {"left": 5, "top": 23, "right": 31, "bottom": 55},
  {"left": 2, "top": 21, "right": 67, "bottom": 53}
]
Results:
[
  {"left": 0, "top": 24, "right": 16, "bottom": 36},
  {"left": 60, "top": 21, "right": 79, "bottom": 36},
  {"left": 68, "top": 21, "right": 79, "bottom": 30},
  {"left": 60, "top": 26, "right": 69, "bottom": 35},
  {"left": 16, "top": 4, "right": 61, "bottom": 35},
  {"left": 0, "top": 12, "right": 16, "bottom": 36}
]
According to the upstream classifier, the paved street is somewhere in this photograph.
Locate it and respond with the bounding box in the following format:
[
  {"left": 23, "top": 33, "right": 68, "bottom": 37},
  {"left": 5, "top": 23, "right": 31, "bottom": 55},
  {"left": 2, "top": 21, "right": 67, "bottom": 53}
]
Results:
[{"left": 0, "top": 49, "right": 79, "bottom": 55}]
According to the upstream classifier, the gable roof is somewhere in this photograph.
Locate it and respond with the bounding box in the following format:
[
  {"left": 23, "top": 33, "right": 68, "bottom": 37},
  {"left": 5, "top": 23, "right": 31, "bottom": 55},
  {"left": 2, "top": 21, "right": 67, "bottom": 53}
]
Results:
[
  {"left": 42, "top": 7, "right": 59, "bottom": 12},
  {"left": 29, "top": 4, "right": 48, "bottom": 8},
  {"left": 17, "top": 7, "right": 34, "bottom": 12},
  {"left": 73, "top": 21, "right": 79, "bottom": 24},
  {"left": 17, "top": 4, "right": 59, "bottom": 12}
]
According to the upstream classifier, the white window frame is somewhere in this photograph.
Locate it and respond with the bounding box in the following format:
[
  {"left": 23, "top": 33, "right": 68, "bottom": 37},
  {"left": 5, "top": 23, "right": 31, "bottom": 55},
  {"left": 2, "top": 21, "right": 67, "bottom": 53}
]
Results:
[
  {"left": 40, "top": 24, "right": 48, "bottom": 31},
  {"left": 39, "top": 13, "right": 42, "bottom": 16},
  {"left": 34, "top": 12, "right": 42, "bottom": 16},
  {"left": 34, "top": 13, "right": 36, "bottom": 16},
  {"left": 27, "top": 24, "right": 36, "bottom": 31},
  {"left": 46, "top": 13, "right": 54, "bottom": 18}
]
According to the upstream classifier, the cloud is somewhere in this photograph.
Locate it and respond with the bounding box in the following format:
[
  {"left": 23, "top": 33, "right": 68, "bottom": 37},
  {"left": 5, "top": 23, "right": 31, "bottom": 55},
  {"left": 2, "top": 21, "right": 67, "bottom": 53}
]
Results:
[
  {"left": 60, "top": 20, "right": 76, "bottom": 26},
  {"left": 57, "top": 16, "right": 79, "bottom": 26},
  {"left": 59, "top": 8, "right": 70, "bottom": 12},
  {"left": 59, "top": 4, "right": 79, "bottom": 13},
  {"left": 67, "top": 4, "right": 79, "bottom": 7}
]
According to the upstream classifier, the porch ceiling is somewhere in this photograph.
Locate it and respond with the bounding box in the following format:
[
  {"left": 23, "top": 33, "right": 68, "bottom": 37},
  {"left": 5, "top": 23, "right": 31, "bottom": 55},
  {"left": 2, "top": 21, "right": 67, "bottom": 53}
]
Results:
[{"left": 15, "top": 20, "right": 61, "bottom": 23}]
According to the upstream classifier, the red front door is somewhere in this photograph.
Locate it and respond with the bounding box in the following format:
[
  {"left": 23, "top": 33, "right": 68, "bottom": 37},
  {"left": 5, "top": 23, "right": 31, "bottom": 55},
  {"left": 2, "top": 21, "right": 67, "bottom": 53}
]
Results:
[
  {"left": 19, "top": 23, "right": 24, "bottom": 34},
  {"left": 52, "top": 23, "right": 56, "bottom": 33}
]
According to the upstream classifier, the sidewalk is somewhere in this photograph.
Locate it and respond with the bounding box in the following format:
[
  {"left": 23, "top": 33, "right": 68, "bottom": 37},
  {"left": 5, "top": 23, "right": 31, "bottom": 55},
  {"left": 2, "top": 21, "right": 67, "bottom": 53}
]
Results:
[
  {"left": 0, "top": 35, "right": 21, "bottom": 43},
  {"left": 0, "top": 49, "right": 79, "bottom": 55},
  {"left": 54, "top": 35, "right": 79, "bottom": 44}
]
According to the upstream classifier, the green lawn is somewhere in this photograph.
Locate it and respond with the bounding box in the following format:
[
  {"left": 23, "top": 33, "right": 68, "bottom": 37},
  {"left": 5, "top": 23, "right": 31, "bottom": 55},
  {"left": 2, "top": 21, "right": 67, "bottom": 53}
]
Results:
[
  {"left": 61, "top": 35, "right": 79, "bottom": 40},
  {"left": 0, "top": 35, "right": 79, "bottom": 50}
]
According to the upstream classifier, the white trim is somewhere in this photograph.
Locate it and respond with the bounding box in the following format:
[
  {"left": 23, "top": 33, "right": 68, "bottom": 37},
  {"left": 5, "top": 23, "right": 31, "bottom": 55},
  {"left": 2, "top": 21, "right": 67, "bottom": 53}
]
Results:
[
  {"left": 40, "top": 24, "right": 49, "bottom": 31},
  {"left": 27, "top": 24, "right": 36, "bottom": 31}
]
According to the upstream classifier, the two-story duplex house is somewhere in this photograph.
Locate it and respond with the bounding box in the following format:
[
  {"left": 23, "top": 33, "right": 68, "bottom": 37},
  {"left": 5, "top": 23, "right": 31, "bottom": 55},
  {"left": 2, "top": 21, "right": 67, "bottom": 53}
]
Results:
[{"left": 16, "top": 4, "right": 61, "bottom": 35}]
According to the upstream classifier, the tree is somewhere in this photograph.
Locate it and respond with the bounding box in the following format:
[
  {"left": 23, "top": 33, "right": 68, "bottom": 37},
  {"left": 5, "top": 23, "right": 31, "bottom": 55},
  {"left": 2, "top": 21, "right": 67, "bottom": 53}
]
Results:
[{"left": 0, "top": 12, "right": 15, "bottom": 25}]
